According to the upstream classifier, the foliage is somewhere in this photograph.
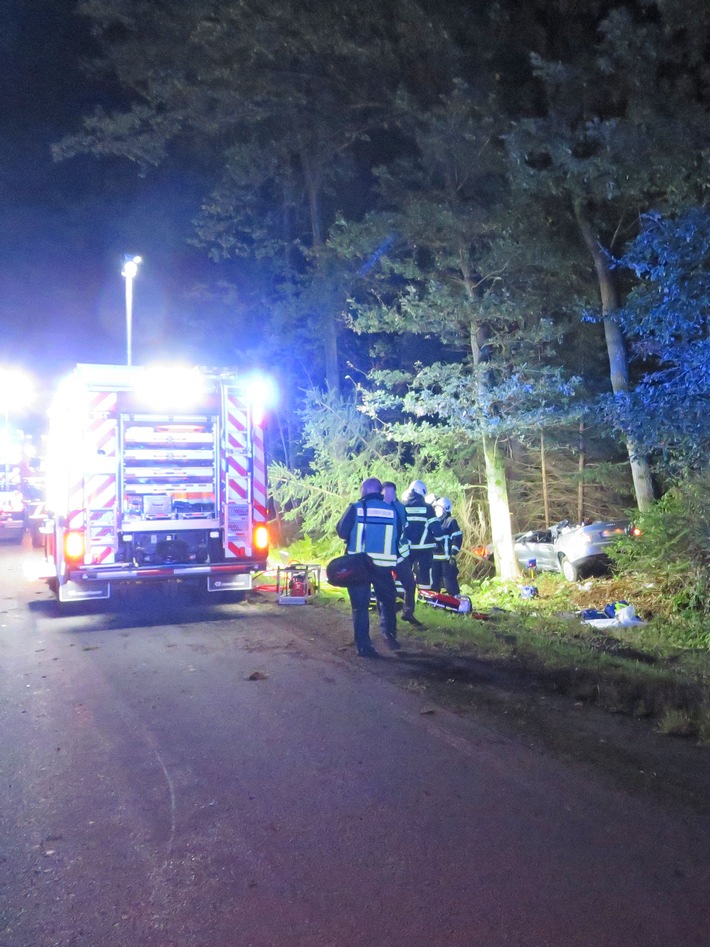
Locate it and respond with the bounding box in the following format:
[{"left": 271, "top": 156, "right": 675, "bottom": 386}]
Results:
[
  {"left": 56, "top": 0, "right": 460, "bottom": 393},
  {"left": 51, "top": 1, "right": 710, "bottom": 538},
  {"left": 270, "top": 390, "right": 379, "bottom": 556},
  {"left": 269, "top": 389, "right": 406, "bottom": 556},
  {"left": 610, "top": 208, "right": 710, "bottom": 474},
  {"left": 269, "top": 386, "right": 478, "bottom": 556},
  {"left": 502, "top": 0, "right": 710, "bottom": 509},
  {"left": 330, "top": 85, "right": 588, "bottom": 577},
  {"left": 607, "top": 469, "right": 710, "bottom": 635}
]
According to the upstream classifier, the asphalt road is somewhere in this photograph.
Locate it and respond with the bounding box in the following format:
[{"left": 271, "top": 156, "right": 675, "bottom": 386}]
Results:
[{"left": 2, "top": 542, "right": 710, "bottom": 947}]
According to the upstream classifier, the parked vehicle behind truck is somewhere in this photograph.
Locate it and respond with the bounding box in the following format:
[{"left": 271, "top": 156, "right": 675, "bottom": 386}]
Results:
[
  {"left": 0, "top": 430, "right": 32, "bottom": 544},
  {"left": 42, "top": 363, "right": 272, "bottom": 604}
]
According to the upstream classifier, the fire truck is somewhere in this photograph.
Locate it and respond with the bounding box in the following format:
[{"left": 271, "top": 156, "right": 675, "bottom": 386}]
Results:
[{"left": 43, "top": 364, "right": 272, "bottom": 604}]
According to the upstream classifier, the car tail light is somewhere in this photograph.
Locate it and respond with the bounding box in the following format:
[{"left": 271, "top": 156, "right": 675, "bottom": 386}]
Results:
[
  {"left": 253, "top": 525, "right": 269, "bottom": 552},
  {"left": 629, "top": 526, "right": 642, "bottom": 537},
  {"left": 63, "top": 530, "right": 85, "bottom": 562}
]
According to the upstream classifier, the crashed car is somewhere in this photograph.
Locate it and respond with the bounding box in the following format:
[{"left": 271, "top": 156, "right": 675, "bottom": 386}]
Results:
[{"left": 512, "top": 519, "right": 638, "bottom": 582}]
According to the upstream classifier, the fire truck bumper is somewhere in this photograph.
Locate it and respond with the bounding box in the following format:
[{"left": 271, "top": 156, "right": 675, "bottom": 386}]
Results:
[{"left": 60, "top": 560, "right": 266, "bottom": 601}]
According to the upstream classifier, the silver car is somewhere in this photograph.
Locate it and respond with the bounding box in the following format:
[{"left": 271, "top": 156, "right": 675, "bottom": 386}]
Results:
[{"left": 513, "top": 519, "right": 636, "bottom": 582}]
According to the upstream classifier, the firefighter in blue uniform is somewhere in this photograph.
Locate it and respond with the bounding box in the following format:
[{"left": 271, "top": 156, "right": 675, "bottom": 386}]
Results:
[
  {"left": 336, "top": 477, "right": 401, "bottom": 657},
  {"left": 401, "top": 480, "right": 443, "bottom": 593},
  {"left": 382, "top": 481, "right": 421, "bottom": 626},
  {"left": 431, "top": 497, "right": 463, "bottom": 596}
]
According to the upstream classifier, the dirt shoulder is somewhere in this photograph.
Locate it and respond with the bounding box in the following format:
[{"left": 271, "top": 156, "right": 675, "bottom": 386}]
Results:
[{"left": 252, "top": 592, "right": 710, "bottom": 817}]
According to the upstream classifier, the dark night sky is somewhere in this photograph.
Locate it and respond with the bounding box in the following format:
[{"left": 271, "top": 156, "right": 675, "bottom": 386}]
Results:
[{"left": 1, "top": 0, "right": 224, "bottom": 417}]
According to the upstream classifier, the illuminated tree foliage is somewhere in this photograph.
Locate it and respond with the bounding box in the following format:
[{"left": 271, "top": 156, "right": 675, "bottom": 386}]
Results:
[
  {"left": 54, "top": 0, "right": 456, "bottom": 394},
  {"left": 612, "top": 208, "right": 710, "bottom": 474},
  {"left": 331, "top": 87, "right": 583, "bottom": 578}
]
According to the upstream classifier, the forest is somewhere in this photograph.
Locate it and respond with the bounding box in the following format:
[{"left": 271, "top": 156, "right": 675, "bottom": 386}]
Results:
[{"left": 54, "top": 0, "right": 710, "bottom": 609}]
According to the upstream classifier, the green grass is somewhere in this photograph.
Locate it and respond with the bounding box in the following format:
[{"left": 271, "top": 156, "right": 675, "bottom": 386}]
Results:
[{"left": 305, "top": 564, "right": 710, "bottom": 742}]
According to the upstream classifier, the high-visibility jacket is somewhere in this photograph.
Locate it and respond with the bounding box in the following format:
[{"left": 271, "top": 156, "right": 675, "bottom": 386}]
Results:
[
  {"left": 337, "top": 493, "right": 399, "bottom": 568},
  {"left": 388, "top": 498, "right": 410, "bottom": 562},
  {"left": 433, "top": 515, "right": 463, "bottom": 561},
  {"left": 403, "top": 497, "right": 443, "bottom": 550}
]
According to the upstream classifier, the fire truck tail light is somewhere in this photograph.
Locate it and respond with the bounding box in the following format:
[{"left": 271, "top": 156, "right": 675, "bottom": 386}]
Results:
[
  {"left": 253, "top": 525, "right": 269, "bottom": 551},
  {"left": 64, "top": 530, "right": 85, "bottom": 561}
]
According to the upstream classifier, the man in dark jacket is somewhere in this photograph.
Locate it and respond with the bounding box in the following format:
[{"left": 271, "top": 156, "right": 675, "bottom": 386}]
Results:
[
  {"left": 382, "top": 481, "right": 421, "bottom": 626},
  {"left": 336, "top": 477, "right": 400, "bottom": 657},
  {"left": 431, "top": 497, "right": 463, "bottom": 596},
  {"left": 402, "top": 479, "right": 443, "bottom": 593}
]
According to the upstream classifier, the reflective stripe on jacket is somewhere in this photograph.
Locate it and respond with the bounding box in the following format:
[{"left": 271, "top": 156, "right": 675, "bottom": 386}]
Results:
[
  {"left": 433, "top": 516, "right": 463, "bottom": 560},
  {"left": 404, "top": 499, "right": 443, "bottom": 550},
  {"left": 389, "top": 498, "right": 410, "bottom": 562},
  {"left": 346, "top": 498, "right": 399, "bottom": 567}
]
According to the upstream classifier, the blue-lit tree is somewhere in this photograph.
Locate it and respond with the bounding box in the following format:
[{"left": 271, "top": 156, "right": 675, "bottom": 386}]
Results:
[
  {"left": 612, "top": 207, "right": 710, "bottom": 476},
  {"left": 504, "top": 0, "right": 710, "bottom": 510}
]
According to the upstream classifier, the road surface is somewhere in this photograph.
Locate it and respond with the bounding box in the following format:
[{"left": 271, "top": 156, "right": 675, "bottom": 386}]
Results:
[{"left": 1, "top": 542, "right": 709, "bottom": 946}]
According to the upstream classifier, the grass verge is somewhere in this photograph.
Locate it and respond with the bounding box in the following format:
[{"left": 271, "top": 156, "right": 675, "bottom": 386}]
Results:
[{"left": 310, "top": 568, "right": 710, "bottom": 743}]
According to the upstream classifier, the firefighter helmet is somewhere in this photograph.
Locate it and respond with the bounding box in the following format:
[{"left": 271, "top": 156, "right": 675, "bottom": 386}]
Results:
[
  {"left": 435, "top": 497, "right": 452, "bottom": 515},
  {"left": 408, "top": 479, "right": 428, "bottom": 497}
]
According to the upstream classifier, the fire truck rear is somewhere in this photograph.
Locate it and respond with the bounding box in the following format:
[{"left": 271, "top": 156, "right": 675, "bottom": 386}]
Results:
[{"left": 44, "top": 364, "right": 271, "bottom": 604}]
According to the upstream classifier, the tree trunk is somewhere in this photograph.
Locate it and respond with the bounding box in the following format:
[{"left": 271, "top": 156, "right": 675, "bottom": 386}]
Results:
[
  {"left": 464, "top": 277, "right": 521, "bottom": 581},
  {"left": 303, "top": 157, "right": 341, "bottom": 396},
  {"left": 540, "top": 427, "right": 550, "bottom": 527},
  {"left": 577, "top": 421, "right": 585, "bottom": 524},
  {"left": 573, "top": 199, "right": 655, "bottom": 511},
  {"left": 483, "top": 434, "right": 520, "bottom": 581}
]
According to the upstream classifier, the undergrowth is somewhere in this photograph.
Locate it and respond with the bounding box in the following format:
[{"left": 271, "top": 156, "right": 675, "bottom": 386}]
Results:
[
  {"left": 276, "top": 482, "right": 710, "bottom": 740},
  {"left": 294, "top": 556, "right": 710, "bottom": 743}
]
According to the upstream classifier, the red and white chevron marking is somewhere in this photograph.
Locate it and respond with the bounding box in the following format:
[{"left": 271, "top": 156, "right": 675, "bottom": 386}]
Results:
[
  {"left": 226, "top": 394, "right": 248, "bottom": 500},
  {"left": 88, "top": 390, "right": 117, "bottom": 417},
  {"left": 66, "top": 393, "right": 118, "bottom": 560},
  {"left": 252, "top": 418, "right": 267, "bottom": 522},
  {"left": 90, "top": 529, "right": 115, "bottom": 564},
  {"left": 224, "top": 391, "right": 250, "bottom": 558}
]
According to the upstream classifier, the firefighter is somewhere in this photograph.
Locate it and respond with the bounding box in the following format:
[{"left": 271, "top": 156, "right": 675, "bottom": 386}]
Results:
[
  {"left": 336, "top": 477, "right": 401, "bottom": 656},
  {"left": 431, "top": 497, "right": 463, "bottom": 596},
  {"left": 382, "top": 481, "right": 421, "bottom": 626},
  {"left": 401, "top": 480, "right": 443, "bottom": 593}
]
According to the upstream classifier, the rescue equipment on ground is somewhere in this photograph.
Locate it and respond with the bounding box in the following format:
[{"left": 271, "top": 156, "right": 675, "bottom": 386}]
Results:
[
  {"left": 580, "top": 601, "right": 645, "bottom": 628},
  {"left": 417, "top": 588, "right": 472, "bottom": 614},
  {"left": 276, "top": 563, "right": 320, "bottom": 605}
]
